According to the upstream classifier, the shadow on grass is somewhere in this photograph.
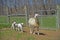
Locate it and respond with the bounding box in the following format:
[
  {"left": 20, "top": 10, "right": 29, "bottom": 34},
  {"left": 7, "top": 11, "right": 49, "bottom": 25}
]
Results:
[
  {"left": 35, "top": 32, "right": 46, "bottom": 35},
  {"left": 23, "top": 30, "right": 26, "bottom": 32}
]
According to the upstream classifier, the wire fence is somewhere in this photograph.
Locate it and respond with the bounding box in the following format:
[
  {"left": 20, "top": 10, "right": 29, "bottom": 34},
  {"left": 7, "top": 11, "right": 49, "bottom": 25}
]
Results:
[{"left": 0, "top": 0, "right": 60, "bottom": 30}]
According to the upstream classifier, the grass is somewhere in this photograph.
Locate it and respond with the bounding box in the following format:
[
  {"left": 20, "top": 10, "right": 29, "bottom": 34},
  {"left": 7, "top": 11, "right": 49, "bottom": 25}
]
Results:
[
  {"left": 0, "top": 16, "right": 26, "bottom": 29},
  {"left": 10, "top": 16, "right": 26, "bottom": 23},
  {"left": 0, "top": 23, "right": 11, "bottom": 29},
  {"left": 0, "top": 16, "right": 8, "bottom": 23},
  {"left": 39, "top": 16, "right": 56, "bottom": 29},
  {"left": 0, "top": 16, "right": 26, "bottom": 23},
  {"left": 27, "top": 36, "right": 35, "bottom": 40},
  {"left": 0, "top": 30, "right": 35, "bottom": 40},
  {"left": 0, "top": 16, "right": 57, "bottom": 29}
]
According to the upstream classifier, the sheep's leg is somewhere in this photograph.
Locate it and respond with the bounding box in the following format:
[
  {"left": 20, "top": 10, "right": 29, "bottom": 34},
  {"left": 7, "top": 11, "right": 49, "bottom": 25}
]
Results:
[
  {"left": 13, "top": 26, "right": 15, "bottom": 30},
  {"left": 30, "top": 26, "right": 35, "bottom": 34},
  {"left": 32, "top": 29, "right": 35, "bottom": 34},
  {"left": 20, "top": 27, "right": 23, "bottom": 32},
  {"left": 12, "top": 26, "right": 14, "bottom": 30},
  {"left": 18, "top": 28, "right": 19, "bottom": 31},
  {"left": 16, "top": 27, "right": 19, "bottom": 31},
  {"left": 30, "top": 26, "right": 33, "bottom": 34},
  {"left": 29, "top": 25, "right": 32, "bottom": 34},
  {"left": 32, "top": 26, "right": 36, "bottom": 34},
  {"left": 37, "top": 27, "right": 39, "bottom": 35},
  {"left": 29, "top": 25, "right": 35, "bottom": 34},
  {"left": 15, "top": 27, "right": 17, "bottom": 31},
  {"left": 15, "top": 27, "right": 18, "bottom": 31},
  {"left": 11, "top": 25, "right": 14, "bottom": 30}
]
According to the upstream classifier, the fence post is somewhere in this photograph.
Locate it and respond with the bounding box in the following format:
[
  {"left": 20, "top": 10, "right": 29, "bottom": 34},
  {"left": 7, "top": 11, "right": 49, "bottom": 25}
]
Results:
[
  {"left": 57, "top": 5, "right": 60, "bottom": 29},
  {"left": 7, "top": 7, "right": 10, "bottom": 23},
  {"left": 58, "top": 9, "right": 60, "bottom": 29},
  {"left": 24, "top": 6, "right": 28, "bottom": 26}
]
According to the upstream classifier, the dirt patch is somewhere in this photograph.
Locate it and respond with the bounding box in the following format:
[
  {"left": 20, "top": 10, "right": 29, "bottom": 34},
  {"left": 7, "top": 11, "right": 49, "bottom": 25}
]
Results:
[
  {"left": 0, "top": 27, "right": 60, "bottom": 40},
  {"left": 23, "top": 27, "right": 60, "bottom": 40}
]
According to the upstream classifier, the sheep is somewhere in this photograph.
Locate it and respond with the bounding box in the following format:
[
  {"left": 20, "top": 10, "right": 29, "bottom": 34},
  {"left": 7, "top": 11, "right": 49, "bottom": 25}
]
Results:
[
  {"left": 28, "top": 14, "right": 40, "bottom": 35},
  {"left": 11, "top": 21, "right": 23, "bottom": 32},
  {"left": 17, "top": 23, "right": 23, "bottom": 32}
]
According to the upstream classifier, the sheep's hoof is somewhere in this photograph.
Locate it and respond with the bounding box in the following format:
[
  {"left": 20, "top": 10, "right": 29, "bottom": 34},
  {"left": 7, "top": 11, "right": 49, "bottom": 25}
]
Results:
[
  {"left": 38, "top": 33, "right": 40, "bottom": 35},
  {"left": 35, "top": 32, "right": 40, "bottom": 35}
]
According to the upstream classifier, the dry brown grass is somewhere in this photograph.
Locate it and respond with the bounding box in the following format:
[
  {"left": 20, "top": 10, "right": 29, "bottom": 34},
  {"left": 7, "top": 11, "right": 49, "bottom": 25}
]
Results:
[{"left": 0, "top": 27, "right": 60, "bottom": 40}]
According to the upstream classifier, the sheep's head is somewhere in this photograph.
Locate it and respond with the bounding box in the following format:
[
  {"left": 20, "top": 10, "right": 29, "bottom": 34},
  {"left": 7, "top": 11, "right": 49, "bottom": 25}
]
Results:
[
  {"left": 21, "top": 23, "right": 24, "bottom": 27},
  {"left": 13, "top": 21, "right": 16, "bottom": 24},
  {"left": 34, "top": 14, "right": 39, "bottom": 18},
  {"left": 21, "top": 23, "right": 24, "bottom": 25}
]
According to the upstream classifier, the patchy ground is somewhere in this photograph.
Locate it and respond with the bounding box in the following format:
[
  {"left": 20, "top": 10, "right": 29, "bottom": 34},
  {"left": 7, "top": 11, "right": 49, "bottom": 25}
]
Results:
[{"left": 0, "top": 27, "right": 60, "bottom": 40}]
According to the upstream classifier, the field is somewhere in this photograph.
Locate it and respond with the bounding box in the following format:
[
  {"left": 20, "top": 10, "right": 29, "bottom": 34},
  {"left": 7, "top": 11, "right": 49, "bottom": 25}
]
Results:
[
  {"left": 38, "top": 15, "right": 56, "bottom": 29},
  {"left": 0, "top": 27, "right": 60, "bottom": 40},
  {"left": 0, "top": 16, "right": 26, "bottom": 29},
  {"left": 0, "top": 15, "right": 60, "bottom": 40},
  {"left": 0, "top": 15, "right": 56, "bottom": 29}
]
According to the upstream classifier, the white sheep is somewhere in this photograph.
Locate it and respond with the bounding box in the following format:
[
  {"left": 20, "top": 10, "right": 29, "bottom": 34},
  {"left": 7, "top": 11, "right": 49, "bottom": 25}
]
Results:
[
  {"left": 28, "top": 14, "right": 40, "bottom": 35},
  {"left": 17, "top": 23, "right": 23, "bottom": 32},
  {"left": 11, "top": 21, "right": 23, "bottom": 32}
]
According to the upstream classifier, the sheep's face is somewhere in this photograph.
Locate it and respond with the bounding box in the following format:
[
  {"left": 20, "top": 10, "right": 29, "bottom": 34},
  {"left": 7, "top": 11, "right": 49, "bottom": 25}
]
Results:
[
  {"left": 21, "top": 23, "right": 24, "bottom": 27},
  {"left": 34, "top": 14, "right": 39, "bottom": 18},
  {"left": 21, "top": 23, "right": 24, "bottom": 25},
  {"left": 13, "top": 22, "right": 16, "bottom": 24}
]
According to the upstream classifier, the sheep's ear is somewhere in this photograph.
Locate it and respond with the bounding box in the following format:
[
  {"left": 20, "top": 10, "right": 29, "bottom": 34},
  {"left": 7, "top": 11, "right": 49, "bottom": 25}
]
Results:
[
  {"left": 14, "top": 22, "right": 16, "bottom": 23},
  {"left": 35, "top": 14, "right": 39, "bottom": 16}
]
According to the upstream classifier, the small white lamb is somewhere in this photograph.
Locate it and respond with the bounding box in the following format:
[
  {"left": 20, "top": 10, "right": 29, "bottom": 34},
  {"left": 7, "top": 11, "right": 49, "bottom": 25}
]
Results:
[
  {"left": 11, "top": 21, "right": 24, "bottom": 32},
  {"left": 17, "top": 23, "right": 23, "bottom": 32}
]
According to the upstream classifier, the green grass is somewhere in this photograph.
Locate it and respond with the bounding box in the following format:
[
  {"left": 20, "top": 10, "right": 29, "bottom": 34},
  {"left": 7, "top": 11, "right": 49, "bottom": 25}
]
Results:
[
  {"left": 39, "top": 16, "right": 56, "bottom": 29},
  {"left": 0, "top": 30, "right": 35, "bottom": 40},
  {"left": 0, "top": 16, "right": 26, "bottom": 29},
  {"left": 0, "top": 23, "right": 11, "bottom": 29},
  {"left": 27, "top": 36, "right": 35, "bottom": 40},
  {"left": 0, "top": 16, "right": 8, "bottom": 23},
  {"left": 10, "top": 16, "right": 26, "bottom": 23},
  {"left": 0, "top": 16, "right": 57, "bottom": 29}
]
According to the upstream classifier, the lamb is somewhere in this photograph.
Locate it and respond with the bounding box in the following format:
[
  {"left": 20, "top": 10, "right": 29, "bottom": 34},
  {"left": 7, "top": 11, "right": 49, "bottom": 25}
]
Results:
[
  {"left": 11, "top": 21, "right": 23, "bottom": 32},
  {"left": 17, "top": 23, "right": 23, "bottom": 32},
  {"left": 28, "top": 14, "right": 40, "bottom": 35}
]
